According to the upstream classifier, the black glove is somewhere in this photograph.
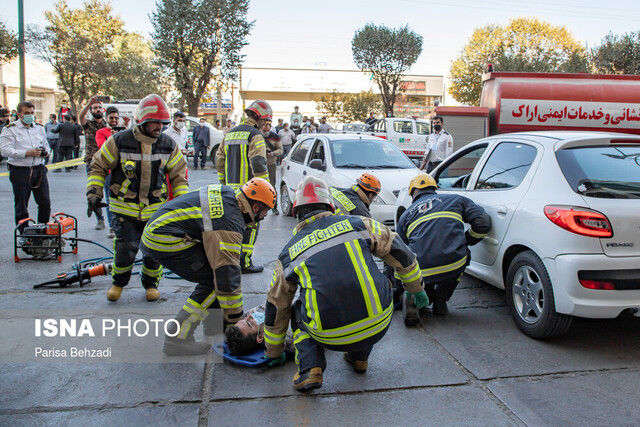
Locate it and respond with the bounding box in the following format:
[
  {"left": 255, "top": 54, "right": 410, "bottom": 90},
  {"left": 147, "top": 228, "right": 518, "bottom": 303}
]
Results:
[{"left": 87, "top": 194, "right": 102, "bottom": 218}]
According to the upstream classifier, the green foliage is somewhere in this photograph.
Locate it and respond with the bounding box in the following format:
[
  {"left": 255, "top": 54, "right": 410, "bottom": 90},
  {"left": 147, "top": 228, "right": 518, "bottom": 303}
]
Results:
[
  {"left": 0, "top": 20, "right": 19, "bottom": 64},
  {"left": 151, "top": 0, "right": 252, "bottom": 115},
  {"left": 590, "top": 31, "right": 640, "bottom": 75},
  {"left": 27, "top": 0, "right": 124, "bottom": 111},
  {"left": 352, "top": 24, "right": 423, "bottom": 115},
  {"left": 317, "top": 90, "right": 383, "bottom": 124},
  {"left": 449, "top": 17, "right": 588, "bottom": 106},
  {"left": 104, "top": 33, "right": 166, "bottom": 100}
]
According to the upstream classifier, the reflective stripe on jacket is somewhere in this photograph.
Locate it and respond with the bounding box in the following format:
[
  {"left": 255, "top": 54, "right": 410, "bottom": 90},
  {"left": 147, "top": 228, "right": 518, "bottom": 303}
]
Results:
[
  {"left": 330, "top": 185, "right": 371, "bottom": 217},
  {"left": 214, "top": 118, "right": 268, "bottom": 188},
  {"left": 396, "top": 189, "right": 491, "bottom": 284},
  {"left": 264, "top": 211, "right": 423, "bottom": 358},
  {"left": 141, "top": 184, "right": 248, "bottom": 291},
  {"left": 87, "top": 125, "right": 188, "bottom": 220}
]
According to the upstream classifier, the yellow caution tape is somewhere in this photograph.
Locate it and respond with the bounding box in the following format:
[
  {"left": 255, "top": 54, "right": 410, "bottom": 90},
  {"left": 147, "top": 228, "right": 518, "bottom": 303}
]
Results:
[{"left": 0, "top": 157, "right": 86, "bottom": 177}]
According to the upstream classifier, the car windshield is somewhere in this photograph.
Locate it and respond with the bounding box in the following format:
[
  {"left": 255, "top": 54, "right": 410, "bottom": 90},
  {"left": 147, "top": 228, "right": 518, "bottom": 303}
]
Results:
[
  {"left": 556, "top": 145, "right": 640, "bottom": 199},
  {"left": 329, "top": 139, "right": 415, "bottom": 169}
]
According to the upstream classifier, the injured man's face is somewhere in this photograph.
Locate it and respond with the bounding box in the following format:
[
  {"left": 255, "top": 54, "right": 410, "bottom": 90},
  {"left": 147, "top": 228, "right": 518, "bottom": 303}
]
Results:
[{"left": 225, "top": 312, "right": 265, "bottom": 355}]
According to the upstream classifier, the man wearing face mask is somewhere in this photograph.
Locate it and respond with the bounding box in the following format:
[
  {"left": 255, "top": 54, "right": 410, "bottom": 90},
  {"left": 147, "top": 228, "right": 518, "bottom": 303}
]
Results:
[
  {"left": 224, "top": 302, "right": 294, "bottom": 356},
  {"left": 0, "top": 101, "right": 51, "bottom": 226},
  {"left": 419, "top": 115, "right": 453, "bottom": 173},
  {"left": 301, "top": 120, "right": 316, "bottom": 134},
  {"left": 140, "top": 178, "right": 276, "bottom": 355},
  {"left": 215, "top": 100, "right": 270, "bottom": 274},
  {"left": 79, "top": 96, "right": 107, "bottom": 229},
  {"left": 163, "top": 111, "right": 188, "bottom": 155},
  {"left": 87, "top": 94, "right": 188, "bottom": 302}
]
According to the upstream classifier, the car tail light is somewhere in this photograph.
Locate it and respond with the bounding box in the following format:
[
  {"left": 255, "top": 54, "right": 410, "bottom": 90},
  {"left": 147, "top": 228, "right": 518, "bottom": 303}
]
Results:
[
  {"left": 579, "top": 279, "right": 615, "bottom": 290},
  {"left": 544, "top": 205, "right": 613, "bottom": 238}
]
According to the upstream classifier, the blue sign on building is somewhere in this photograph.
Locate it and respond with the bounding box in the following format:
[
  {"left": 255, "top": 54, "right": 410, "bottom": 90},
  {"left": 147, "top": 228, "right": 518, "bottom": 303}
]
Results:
[{"left": 201, "top": 100, "right": 232, "bottom": 109}]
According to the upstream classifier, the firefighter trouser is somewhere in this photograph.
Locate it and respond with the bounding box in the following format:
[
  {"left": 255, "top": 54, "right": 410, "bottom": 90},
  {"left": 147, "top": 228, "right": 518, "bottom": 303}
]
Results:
[
  {"left": 111, "top": 214, "right": 162, "bottom": 289},
  {"left": 424, "top": 268, "right": 465, "bottom": 302},
  {"left": 240, "top": 222, "right": 260, "bottom": 268},
  {"left": 290, "top": 300, "right": 388, "bottom": 373},
  {"left": 140, "top": 243, "right": 244, "bottom": 339}
]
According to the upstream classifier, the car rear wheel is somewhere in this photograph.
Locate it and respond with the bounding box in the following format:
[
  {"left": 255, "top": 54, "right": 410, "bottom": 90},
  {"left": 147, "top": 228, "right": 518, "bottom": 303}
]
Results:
[
  {"left": 505, "top": 251, "right": 573, "bottom": 339},
  {"left": 280, "top": 183, "right": 292, "bottom": 216}
]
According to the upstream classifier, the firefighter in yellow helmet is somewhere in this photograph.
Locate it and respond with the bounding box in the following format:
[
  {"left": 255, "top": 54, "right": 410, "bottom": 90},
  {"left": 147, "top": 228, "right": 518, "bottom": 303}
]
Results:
[
  {"left": 396, "top": 173, "right": 491, "bottom": 325},
  {"left": 330, "top": 172, "right": 381, "bottom": 218},
  {"left": 215, "top": 100, "right": 271, "bottom": 274},
  {"left": 87, "top": 94, "right": 188, "bottom": 302},
  {"left": 140, "top": 178, "right": 276, "bottom": 355},
  {"left": 263, "top": 175, "right": 428, "bottom": 391}
]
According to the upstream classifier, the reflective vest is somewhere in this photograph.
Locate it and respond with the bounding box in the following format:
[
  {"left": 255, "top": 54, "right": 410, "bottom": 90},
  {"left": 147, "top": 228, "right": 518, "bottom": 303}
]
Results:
[
  {"left": 330, "top": 185, "right": 371, "bottom": 217},
  {"left": 106, "top": 129, "right": 178, "bottom": 221},
  {"left": 219, "top": 122, "right": 267, "bottom": 188},
  {"left": 397, "top": 189, "right": 489, "bottom": 284},
  {"left": 142, "top": 184, "right": 245, "bottom": 254},
  {"left": 279, "top": 214, "right": 393, "bottom": 346}
]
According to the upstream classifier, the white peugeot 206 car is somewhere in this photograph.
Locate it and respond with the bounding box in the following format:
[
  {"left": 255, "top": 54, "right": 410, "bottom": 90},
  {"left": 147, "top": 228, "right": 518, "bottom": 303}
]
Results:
[
  {"left": 280, "top": 134, "right": 420, "bottom": 228},
  {"left": 394, "top": 131, "right": 640, "bottom": 338}
]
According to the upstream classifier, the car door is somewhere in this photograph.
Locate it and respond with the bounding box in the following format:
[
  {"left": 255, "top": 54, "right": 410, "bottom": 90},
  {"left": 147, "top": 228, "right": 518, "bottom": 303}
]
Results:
[
  {"left": 281, "top": 137, "right": 315, "bottom": 196},
  {"left": 304, "top": 137, "right": 331, "bottom": 183},
  {"left": 464, "top": 138, "right": 541, "bottom": 266}
]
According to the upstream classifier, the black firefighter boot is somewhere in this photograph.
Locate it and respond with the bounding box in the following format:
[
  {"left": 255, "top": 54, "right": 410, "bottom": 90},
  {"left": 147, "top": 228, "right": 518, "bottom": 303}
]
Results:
[
  {"left": 241, "top": 254, "right": 264, "bottom": 274},
  {"left": 163, "top": 309, "right": 211, "bottom": 356}
]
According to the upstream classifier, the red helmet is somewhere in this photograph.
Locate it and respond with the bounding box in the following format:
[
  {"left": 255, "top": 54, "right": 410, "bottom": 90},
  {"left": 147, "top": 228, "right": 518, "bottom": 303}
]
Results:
[
  {"left": 292, "top": 176, "right": 335, "bottom": 216},
  {"left": 244, "top": 100, "right": 273, "bottom": 121},
  {"left": 136, "top": 94, "right": 171, "bottom": 125}
]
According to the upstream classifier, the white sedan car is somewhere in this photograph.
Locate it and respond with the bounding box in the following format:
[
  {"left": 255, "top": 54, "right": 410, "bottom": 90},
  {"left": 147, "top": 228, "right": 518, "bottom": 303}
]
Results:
[
  {"left": 280, "top": 134, "right": 420, "bottom": 228},
  {"left": 394, "top": 131, "right": 640, "bottom": 338},
  {"left": 185, "top": 116, "right": 224, "bottom": 163}
]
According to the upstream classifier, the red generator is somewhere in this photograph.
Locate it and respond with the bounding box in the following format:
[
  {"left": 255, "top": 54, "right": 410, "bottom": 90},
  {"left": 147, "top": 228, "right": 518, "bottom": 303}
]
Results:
[{"left": 14, "top": 212, "right": 78, "bottom": 263}]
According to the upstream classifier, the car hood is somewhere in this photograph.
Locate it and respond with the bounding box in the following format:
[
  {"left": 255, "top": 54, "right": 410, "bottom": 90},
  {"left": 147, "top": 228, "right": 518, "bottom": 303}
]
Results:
[{"left": 329, "top": 167, "right": 421, "bottom": 203}]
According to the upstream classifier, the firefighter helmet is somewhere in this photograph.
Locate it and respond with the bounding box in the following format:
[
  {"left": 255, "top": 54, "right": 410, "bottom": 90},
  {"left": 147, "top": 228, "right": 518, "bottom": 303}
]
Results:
[
  {"left": 356, "top": 173, "right": 381, "bottom": 195},
  {"left": 292, "top": 176, "right": 335, "bottom": 216},
  {"left": 136, "top": 94, "right": 171, "bottom": 125},
  {"left": 244, "top": 100, "right": 273, "bottom": 121},
  {"left": 408, "top": 173, "right": 437, "bottom": 196},
  {"left": 241, "top": 178, "right": 277, "bottom": 209}
]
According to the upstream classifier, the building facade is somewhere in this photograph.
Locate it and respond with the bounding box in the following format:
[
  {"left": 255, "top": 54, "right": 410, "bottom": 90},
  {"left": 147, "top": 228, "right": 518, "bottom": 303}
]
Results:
[
  {"left": 238, "top": 67, "right": 444, "bottom": 124},
  {"left": 0, "top": 57, "right": 60, "bottom": 122}
]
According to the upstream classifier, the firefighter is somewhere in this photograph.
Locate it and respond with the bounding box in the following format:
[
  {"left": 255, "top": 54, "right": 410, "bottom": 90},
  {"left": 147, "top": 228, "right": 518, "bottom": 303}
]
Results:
[
  {"left": 330, "top": 172, "right": 381, "bottom": 217},
  {"left": 87, "top": 94, "right": 188, "bottom": 302},
  {"left": 396, "top": 174, "right": 491, "bottom": 325},
  {"left": 215, "top": 100, "right": 271, "bottom": 274},
  {"left": 264, "top": 176, "right": 428, "bottom": 391},
  {"left": 140, "top": 178, "right": 276, "bottom": 355}
]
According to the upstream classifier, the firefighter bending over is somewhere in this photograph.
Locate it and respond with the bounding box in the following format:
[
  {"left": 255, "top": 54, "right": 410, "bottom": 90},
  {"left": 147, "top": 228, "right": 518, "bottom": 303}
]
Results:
[{"left": 140, "top": 178, "right": 276, "bottom": 355}]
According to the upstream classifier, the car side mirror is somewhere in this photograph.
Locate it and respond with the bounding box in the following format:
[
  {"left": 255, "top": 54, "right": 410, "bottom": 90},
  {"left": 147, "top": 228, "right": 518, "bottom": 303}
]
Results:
[{"left": 309, "top": 159, "right": 326, "bottom": 171}]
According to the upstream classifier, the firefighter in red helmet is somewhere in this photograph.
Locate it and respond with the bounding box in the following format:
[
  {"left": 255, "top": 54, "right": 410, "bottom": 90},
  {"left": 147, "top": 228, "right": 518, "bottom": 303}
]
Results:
[
  {"left": 87, "top": 94, "right": 188, "bottom": 302},
  {"left": 215, "top": 99, "right": 271, "bottom": 274}
]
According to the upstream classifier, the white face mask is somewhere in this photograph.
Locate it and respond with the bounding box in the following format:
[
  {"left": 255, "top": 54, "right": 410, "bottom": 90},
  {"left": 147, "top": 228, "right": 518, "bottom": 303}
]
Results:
[
  {"left": 252, "top": 312, "right": 265, "bottom": 325},
  {"left": 175, "top": 122, "right": 185, "bottom": 130}
]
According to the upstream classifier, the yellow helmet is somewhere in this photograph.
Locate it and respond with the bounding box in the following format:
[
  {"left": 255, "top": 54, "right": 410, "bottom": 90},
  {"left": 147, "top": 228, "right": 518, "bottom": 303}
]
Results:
[{"left": 408, "top": 173, "right": 437, "bottom": 196}]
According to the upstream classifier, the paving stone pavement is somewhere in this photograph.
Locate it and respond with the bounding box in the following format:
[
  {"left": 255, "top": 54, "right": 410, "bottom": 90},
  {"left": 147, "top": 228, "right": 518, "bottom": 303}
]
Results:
[{"left": 1, "top": 165, "right": 639, "bottom": 426}]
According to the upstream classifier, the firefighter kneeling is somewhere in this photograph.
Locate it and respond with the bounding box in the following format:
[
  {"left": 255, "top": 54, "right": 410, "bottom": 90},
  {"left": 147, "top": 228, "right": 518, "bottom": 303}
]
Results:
[
  {"left": 140, "top": 178, "right": 276, "bottom": 356},
  {"left": 263, "top": 176, "right": 428, "bottom": 391},
  {"left": 396, "top": 173, "right": 491, "bottom": 325}
]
